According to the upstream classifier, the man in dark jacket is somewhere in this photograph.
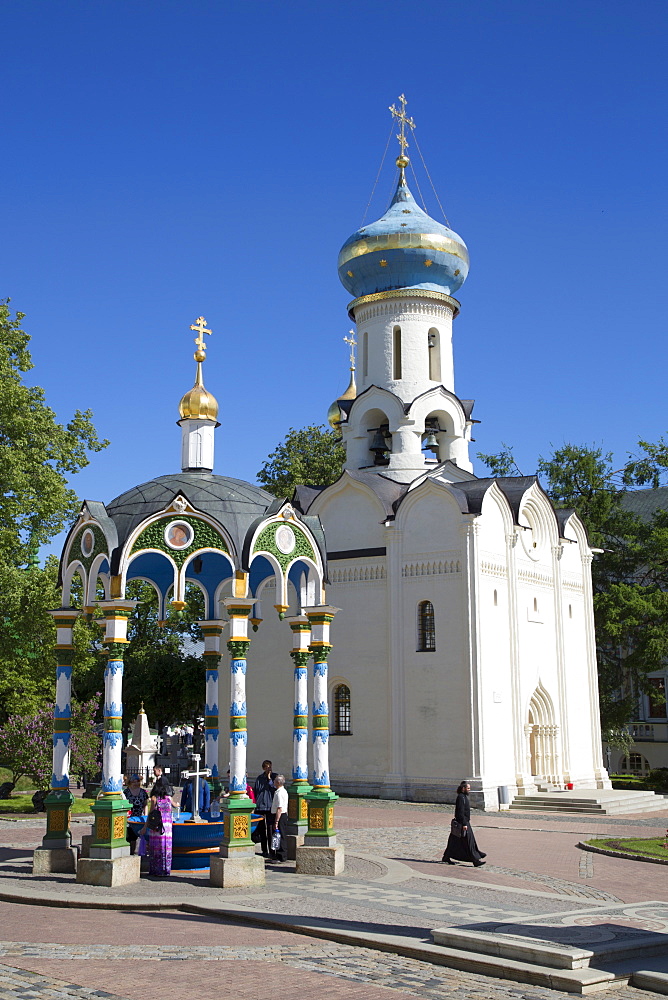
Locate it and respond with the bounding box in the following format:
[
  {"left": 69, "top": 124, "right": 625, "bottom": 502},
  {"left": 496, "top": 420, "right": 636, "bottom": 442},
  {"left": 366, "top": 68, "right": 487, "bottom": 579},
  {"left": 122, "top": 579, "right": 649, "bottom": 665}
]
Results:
[
  {"left": 180, "top": 775, "right": 210, "bottom": 816},
  {"left": 253, "top": 759, "right": 277, "bottom": 858}
]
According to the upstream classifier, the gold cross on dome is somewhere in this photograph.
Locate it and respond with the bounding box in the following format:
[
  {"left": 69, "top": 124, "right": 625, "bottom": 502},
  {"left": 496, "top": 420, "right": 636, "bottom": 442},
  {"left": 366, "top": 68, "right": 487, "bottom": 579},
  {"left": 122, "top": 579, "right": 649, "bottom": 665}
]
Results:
[
  {"left": 190, "top": 316, "right": 212, "bottom": 353},
  {"left": 343, "top": 330, "right": 357, "bottom": 369},
  {"left": 389, "top": 93, "right": 415, "bottom": 155}
]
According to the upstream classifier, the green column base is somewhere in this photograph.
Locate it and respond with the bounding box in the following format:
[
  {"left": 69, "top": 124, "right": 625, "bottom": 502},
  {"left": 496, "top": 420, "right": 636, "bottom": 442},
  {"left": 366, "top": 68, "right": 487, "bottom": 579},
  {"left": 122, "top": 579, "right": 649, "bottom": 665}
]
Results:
[
  {"left": 220, "top": 794, "right": 255, "bottom": 857},
  {"left": 42, "top": 789, "right": 74, "bottom": 849},
  {"left": 287, "top": 779, "right": 312, "bottom": 837},
  {"left": 305, "top": 787, "right": 338, "bottom": 844},
  {"left": 90, "top": 794, "right": 130, "bottom": 858}
]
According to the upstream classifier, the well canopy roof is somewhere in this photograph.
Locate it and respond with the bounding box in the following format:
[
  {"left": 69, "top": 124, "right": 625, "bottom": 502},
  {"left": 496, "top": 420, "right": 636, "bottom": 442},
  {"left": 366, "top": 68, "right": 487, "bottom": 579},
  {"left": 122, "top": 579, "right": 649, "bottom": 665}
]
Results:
[{"left": 106, "top": 472, "right": 276, "bottom": 556}]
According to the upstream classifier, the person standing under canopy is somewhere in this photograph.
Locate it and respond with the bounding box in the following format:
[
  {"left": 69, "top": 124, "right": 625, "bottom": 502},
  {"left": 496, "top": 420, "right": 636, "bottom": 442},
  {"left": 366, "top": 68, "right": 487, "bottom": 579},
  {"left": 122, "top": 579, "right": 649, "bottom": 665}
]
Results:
[
  {"left": 441, "top": 780, "right": 487, "bottom": 867},
  {"left": 180, "top": 774, "right": 211, "bottom": 815}
]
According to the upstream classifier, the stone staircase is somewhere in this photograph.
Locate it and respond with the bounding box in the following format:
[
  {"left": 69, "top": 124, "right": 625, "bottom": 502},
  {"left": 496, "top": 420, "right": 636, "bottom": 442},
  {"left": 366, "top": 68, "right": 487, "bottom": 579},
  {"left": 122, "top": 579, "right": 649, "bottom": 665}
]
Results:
[{"left": 509, "top": 788, "right": 668, "bottom": 815}]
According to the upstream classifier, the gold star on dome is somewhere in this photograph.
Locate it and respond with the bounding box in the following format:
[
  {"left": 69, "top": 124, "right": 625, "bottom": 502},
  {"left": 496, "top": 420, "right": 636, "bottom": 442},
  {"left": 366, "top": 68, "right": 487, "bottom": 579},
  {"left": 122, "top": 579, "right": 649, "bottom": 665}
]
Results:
[
  {"left": 379, "top": 259, "right": 388, "bottom": 267},
  {"left": 424, "top": 259, "right": 433, "bottom": 267},
  {"left": 347, "top": 270, "right": 353, "bottom": 277}
]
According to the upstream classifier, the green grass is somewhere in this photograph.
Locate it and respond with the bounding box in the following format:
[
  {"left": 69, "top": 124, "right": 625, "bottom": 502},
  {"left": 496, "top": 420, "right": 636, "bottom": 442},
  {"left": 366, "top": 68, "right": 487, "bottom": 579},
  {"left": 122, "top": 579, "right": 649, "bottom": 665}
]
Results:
[
  {"left": 587, "top": 836, "right": 668, "bottom": 859},
  {"left": 0, "top": 795, "right": 94, "bottom": 815},
  {"left": 0, "top": 768, "right": 37, "bottom": 793}
]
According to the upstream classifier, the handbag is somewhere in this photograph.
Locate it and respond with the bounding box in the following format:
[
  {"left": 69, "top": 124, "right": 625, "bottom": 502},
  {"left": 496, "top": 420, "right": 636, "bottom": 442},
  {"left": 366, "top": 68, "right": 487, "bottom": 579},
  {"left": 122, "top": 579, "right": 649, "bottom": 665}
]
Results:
[
  {"left": 271, "top": 829, "right": 282, "bottom": 852},
  {"left": 250, "top": 822, "right": 263, "bottom": 844},
  {"left": 137, "top": 833, "right": 148, "bottom": 857},
  {"left": 450, "top": 819, "right": 464, "bottom": 837}
]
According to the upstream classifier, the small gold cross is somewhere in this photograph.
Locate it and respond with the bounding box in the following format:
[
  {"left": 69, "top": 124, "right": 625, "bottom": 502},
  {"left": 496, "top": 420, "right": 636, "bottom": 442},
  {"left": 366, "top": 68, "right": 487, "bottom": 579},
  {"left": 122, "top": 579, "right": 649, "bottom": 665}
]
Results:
[
  {"left": 389, "top": 93, "right": 415, "bottom": 158},
  {"left": 343, "top": 330, "right": 357, "bottom": 369},
  {"left": 190, "top": 316, "right": 212, "bottom": 353}
]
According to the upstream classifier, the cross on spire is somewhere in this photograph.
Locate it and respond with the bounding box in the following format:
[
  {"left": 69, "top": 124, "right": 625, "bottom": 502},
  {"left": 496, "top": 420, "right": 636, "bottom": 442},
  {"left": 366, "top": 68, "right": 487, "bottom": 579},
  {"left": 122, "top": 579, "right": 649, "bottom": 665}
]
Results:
[
  {"left": 343, "top": 330, "right": 357, "bottom": 370},
  {"left": 389, "top": 94, "right": 415, "bottom": 160},
  {"left": 190, "top": 316, "right": 212, "bottom": 357}
]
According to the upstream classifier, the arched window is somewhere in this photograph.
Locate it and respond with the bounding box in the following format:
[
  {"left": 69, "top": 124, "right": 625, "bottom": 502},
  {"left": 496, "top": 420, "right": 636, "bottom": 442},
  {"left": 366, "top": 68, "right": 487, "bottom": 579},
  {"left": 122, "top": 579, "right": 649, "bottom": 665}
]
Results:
[
  {"left": 333, "top": 684, "right": 351, "bottom": 734},
  {"left": 619, "top": 752, "right": 650, "bottom": 775},
  {"left": 428, "top": 328, "right": 441, "bottom": 381},
  {"left": 417, "top": 600, "right": 436, "bottom": 652},
  {"left": 393, "top": 326, "right": 402, "bottom": 380},
  {"left": 362, "top": 331, "right": 368, "bottom": 378}
]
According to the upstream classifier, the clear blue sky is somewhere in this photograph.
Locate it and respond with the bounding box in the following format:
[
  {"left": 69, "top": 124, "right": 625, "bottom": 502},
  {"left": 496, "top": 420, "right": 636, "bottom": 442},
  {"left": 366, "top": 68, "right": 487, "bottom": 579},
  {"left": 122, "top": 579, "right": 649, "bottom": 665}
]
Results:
[{"left": 2, "top": 1, "right": 667, "bottom": 558}]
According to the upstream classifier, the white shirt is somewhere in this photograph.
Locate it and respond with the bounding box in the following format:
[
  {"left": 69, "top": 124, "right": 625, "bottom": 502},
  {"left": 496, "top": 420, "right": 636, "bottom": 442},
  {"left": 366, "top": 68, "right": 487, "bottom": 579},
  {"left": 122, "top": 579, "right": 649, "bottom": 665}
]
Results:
[{"left": 271, "top": 786, "right": 288, "bottom": 814}]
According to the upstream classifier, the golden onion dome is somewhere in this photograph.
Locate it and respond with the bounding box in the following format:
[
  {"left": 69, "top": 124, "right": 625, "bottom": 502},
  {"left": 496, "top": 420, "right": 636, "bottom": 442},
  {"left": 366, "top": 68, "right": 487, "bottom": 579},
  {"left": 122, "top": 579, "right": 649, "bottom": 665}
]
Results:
[
  {"left": 178, "top": 363, "right": 219, "bottom": 421},
  {"left": 327, "top": 369, "right": 357, "bottom": 430},
  {"left": 327, "top": 398, "right": 343, "bottom": 431}
]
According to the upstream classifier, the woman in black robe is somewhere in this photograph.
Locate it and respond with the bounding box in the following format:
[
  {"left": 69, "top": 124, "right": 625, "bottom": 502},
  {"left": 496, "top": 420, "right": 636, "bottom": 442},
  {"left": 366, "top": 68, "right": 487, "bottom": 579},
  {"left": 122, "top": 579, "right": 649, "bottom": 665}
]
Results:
[{"left": 441, "top": 780, "right": 486, "bottom": 866}]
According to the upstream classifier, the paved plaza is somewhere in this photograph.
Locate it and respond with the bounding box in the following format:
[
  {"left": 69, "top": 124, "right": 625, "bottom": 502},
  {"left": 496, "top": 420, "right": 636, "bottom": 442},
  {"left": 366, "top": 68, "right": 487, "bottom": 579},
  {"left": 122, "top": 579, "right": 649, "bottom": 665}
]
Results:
[{"left": 0, "top": 798, "right": 665, "bottom": 999}]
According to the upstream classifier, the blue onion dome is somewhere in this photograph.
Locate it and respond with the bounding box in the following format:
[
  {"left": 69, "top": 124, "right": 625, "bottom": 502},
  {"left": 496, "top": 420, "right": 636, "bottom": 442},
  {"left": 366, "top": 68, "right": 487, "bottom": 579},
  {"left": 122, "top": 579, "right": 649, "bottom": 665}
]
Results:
[{"left": 338, "top": 170, "right": 469, "bottom": 300}]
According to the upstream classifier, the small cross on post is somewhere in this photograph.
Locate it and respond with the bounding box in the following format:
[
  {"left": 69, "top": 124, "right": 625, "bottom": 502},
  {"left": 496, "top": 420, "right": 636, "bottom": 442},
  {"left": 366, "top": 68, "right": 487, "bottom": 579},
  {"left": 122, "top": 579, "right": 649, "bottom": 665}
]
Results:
[
  {"left": 389, "top": 93, "right": 416, "bottom": 159},
  {"left": 190, "top": 316, "right": 212, "bottom": 357},
  {"left": 343, "top": 330, "right": 357, "bottom": 370},
  {"left": 181, "top": 753, "right": 212, "bottom": 823}
]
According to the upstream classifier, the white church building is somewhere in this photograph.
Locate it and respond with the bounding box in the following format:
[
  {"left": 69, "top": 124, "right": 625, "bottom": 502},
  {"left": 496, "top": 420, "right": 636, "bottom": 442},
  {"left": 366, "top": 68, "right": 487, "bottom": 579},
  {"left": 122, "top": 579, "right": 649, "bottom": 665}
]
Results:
[{"left": 246, "top": 108, "right": 611, "bottom": 810}]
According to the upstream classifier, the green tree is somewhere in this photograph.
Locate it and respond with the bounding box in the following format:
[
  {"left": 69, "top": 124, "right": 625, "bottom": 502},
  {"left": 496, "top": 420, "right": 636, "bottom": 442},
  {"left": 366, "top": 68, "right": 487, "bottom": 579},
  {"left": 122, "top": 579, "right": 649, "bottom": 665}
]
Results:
[
  {"left": 0, "top": 300, "right": 108, "bottom": 563},
  {"left": 75, "top": 582, "right": 206, "bottom": 735},
  {"left": 0, "top": 694, "right": 101, "bottom": 791},
  {"left": 0, "top": 301, "right": 107, "bottom": 718},
  {"left": 478, "top": 439, "right": 668, "bottom": 731},
  {"left": 257, "top": 425, "right": 345, "bottom": 497}
]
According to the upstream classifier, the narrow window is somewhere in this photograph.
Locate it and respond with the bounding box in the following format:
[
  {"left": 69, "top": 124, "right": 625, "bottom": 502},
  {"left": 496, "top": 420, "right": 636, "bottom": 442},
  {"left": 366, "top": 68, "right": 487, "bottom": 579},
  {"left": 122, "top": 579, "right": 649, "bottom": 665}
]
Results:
[
  {"left": 568, "top": 604, "right": 573, "bottom": 619},
  {"left": 428, "top": 328, "right": 441, "bottom": 381},
  {"left": 362, "top": 332, "right": 368, "bottom": 378},
  {"left": 648, "top": 677, "right": 667, "bottom": 718},
  {"left": 393, "top": 326, "right": 402, "bottom": 380},
  {"left": 333, "top": 684, "right": 351, "bottom": 734},
  {"left": 493, "top": 589, "right": 498, "bottom": 607},
  {"left": 533, "top": 597, "right": 538, "bottom": 613},
  {"left": 417, "top": 600, "right": 436, "bottom": 652}
]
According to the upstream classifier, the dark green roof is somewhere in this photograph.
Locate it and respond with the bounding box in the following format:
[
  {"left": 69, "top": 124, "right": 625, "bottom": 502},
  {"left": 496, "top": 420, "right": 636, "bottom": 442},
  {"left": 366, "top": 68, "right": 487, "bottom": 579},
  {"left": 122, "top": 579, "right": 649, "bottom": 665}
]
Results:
[
  {"left": 620, "top": 486, "right": 668, "bottom": 523},
  {"left": 106, "top": 472, "right": 277, "bottom": 568}
]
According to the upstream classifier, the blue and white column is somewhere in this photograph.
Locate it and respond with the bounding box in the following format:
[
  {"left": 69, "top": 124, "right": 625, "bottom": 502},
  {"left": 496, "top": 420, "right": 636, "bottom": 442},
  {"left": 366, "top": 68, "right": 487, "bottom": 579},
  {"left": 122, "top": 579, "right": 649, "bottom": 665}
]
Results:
[
  {"left": 303, "top": 606, "right": 340, "bottom": 845},
  {"left": 201, "top": 621, "right": 224, "bottom": 778},
  {"left": 41, "top": 609, "right": 79, "bottom": 850},
  {"left": 286, "top": 616, "right": 312, "bottom": 845}
]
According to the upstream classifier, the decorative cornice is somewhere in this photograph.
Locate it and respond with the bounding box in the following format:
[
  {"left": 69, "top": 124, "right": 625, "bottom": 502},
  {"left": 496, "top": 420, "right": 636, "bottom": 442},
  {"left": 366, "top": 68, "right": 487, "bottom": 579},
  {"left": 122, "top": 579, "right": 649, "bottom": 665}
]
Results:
[
  {"left": 329, "top": 564, "right": 386, "bottom": 585},
  {"left": 402, "top": 558, "right": 460, "bottom": 577},
  {"left": 348, "top": 288, "right": 460, "bottom": 319}
]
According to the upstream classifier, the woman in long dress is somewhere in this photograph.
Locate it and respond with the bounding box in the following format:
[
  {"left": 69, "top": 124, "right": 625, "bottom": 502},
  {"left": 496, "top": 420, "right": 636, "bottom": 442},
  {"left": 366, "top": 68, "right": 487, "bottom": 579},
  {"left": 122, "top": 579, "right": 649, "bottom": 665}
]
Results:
[
  {"left": 142, "top": 778, "right": 176, "bottom": 877},
  {"left": 441, "top": 780, "right": 487, "bottom": 866}
]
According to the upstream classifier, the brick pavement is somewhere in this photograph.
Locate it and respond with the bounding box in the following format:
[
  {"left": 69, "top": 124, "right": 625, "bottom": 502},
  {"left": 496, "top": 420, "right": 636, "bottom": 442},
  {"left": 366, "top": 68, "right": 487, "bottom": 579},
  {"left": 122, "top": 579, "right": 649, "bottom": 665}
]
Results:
[{"left": 0, "top": 802, "right": 664, "bottom": 1000}]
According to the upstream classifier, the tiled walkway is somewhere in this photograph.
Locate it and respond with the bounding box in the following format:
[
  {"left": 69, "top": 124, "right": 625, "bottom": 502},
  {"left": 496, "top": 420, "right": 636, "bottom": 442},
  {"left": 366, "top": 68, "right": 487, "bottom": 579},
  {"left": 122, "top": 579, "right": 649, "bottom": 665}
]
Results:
[{"left": 0, "top": 799, "right": 664, "bottom": 1000}]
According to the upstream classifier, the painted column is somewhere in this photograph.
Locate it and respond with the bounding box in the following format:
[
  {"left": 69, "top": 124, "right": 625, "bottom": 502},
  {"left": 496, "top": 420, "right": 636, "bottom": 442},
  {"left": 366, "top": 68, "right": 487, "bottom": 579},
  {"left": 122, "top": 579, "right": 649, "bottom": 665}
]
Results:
[
  {"left": 201, "top": 621, "right": 224, "bottom": 778},
  {"left": 92, "top": 600, "right": 135, "bottom": 858},
  {"left": 41, "top": 609, "right": 79, "bottom": 850},
  {"left": 219, "top": 598, "right": 255, "bottom": 856},
  {"left": 286, "top": 615, "right": 312, "bottom": 846},
  {"left": 303, "top": 606, "right": 340, "bottom": 845}
]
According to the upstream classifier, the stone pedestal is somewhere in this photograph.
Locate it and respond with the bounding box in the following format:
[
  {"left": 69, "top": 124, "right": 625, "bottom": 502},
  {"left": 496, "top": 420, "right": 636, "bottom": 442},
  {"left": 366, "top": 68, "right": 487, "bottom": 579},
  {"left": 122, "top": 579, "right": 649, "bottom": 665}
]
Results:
[
  {"left": 286, "top": 832, "right": 304, "bottom": 861},
  {"left": 210, "top": 854, "right": 265, "bottom": 888},
  {"left": 80, "top": 834, "right": 93, "bottom": 859},
  {"left": 295, "top": 844, "right": 345, "bottom": 876},
  {"left": 32, "top": 846, "right": 77, "bottom": 874},
  {"left": 76, "top": 854, "right": 140, "bottom": 887}
]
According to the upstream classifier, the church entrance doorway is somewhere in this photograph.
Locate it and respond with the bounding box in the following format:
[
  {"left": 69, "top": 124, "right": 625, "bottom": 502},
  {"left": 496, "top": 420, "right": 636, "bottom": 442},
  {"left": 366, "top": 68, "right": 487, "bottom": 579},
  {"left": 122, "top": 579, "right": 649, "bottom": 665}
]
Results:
[{"left": 526, "top": 684, "right": 561, "bottom": 785}]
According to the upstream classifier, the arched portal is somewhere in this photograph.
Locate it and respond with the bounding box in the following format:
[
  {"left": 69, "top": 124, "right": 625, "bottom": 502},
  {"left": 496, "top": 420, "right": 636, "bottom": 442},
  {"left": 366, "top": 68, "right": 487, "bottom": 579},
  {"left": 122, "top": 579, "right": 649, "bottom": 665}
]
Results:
[{"left": 525, "top": 683, "right": 561, "bottom": 785}]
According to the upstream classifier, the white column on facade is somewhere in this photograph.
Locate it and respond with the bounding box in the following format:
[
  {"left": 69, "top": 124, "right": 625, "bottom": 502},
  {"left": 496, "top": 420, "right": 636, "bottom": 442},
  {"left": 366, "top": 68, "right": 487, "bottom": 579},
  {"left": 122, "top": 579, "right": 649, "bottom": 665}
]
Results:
[
  {"left": 383, "top": 525, "right": 405, "bottom": 795},
  {"left": 581, "top": 552, "right": 611, "bottom": 787},
  {"left": 507, "top": 531, "right": 529, "bottom": 790},
  {"left": 201, "top": 621, "right": 225, "bottom": 777},
  {"left": 551, "top": 543, "right": 570, "bottom": 782},
  {"left": 461, "top": 517, "right": 483, "bottom": 786}
]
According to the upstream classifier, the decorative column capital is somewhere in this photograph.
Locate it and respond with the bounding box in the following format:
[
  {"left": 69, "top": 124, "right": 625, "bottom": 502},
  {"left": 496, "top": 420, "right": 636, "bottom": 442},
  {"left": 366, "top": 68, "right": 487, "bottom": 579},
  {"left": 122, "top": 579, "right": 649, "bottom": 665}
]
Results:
[
  {"left": 291, "top": 649, "right": 311, "bottom": 668},
  {"left": 227, "top": 639, "right": 250, "bottom": 659},
  {"left": 309, "top": 643, "right": 332, "bottom": 662},
  {"left": 103, "top": 642, "right": 129, "bottom": 660}
]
